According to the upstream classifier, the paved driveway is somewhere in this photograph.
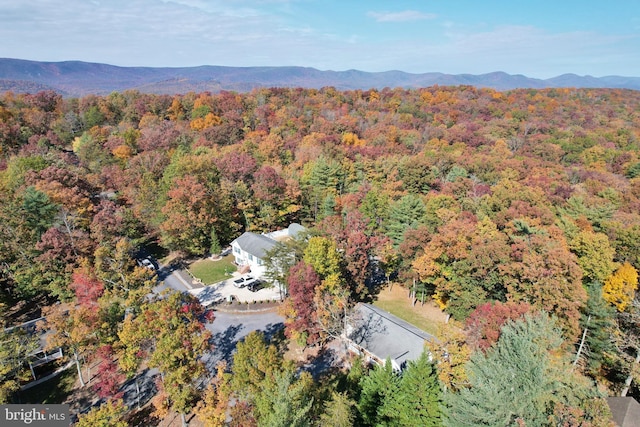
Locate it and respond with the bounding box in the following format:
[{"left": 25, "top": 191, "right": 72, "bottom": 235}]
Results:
[
  {"left": 118, "top": 308, "right": 284, "bottom": 421},
  {"left": 188, "top": 274, "right": 282, "bottom": 305},
  {"left": 202, "top": 309, "right": 284, "bottom": 371}
]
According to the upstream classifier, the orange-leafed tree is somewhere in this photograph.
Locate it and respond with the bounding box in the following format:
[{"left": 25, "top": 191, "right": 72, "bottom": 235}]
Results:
[
  {"left": 40, "top": 303, "right": 99, "bottom": 387},
  {"left": 194, "top": 362, "right": 232, "bottom": 427}
]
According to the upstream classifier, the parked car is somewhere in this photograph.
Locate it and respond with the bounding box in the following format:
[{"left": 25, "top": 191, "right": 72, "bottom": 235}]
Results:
[
  {"left": 233, "top": 275, "right": 253, "bottom": 288},
  {"left": 137, "top": 257, "right": 156, "bottom": 271},
  {"left": 245, "top": 278, "right": 262, "bottom": 292}
]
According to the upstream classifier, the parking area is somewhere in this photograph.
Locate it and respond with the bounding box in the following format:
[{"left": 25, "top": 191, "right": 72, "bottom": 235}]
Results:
[{"left": 188, "top": 272, "right": 282, "bottom": 306}]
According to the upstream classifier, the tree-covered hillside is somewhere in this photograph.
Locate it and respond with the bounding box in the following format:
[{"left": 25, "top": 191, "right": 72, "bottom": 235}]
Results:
[{"left": 1, "top": 86, "right": 639, "bottom": 425}]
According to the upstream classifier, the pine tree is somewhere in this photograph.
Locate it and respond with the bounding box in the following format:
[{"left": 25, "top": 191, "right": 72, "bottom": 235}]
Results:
[
  {"left": 358, "top": 360, "right": 400, "bottom": 426},
  {"left": 318, "top": 392, "right": 356, "bottom": 427},
  {"left": 231, "top": 331, "right": 313, "bottom": 426},
  {"left": 389, "top": 351, "right": 442, "bottom": 426},
  {"left": 444, "top": 314, "right": 602, "bottom": 427},
  {"left": 579, "top": 282, "right": 616, "bottom": 374},
  {"left": 257, "top": 369, "right": 314, "bottom": 427},
  {"left": 387, "top": 194, "right": 426, "bottom": 244}
]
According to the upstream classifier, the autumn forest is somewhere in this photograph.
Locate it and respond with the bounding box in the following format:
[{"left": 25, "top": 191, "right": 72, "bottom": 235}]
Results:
[{"left": 2, "top": 85, "right": 640, "bottom": 426}]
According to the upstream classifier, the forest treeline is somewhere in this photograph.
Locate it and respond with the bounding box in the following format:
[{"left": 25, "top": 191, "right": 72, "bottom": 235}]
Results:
[{"left": 1, "top": 85, "right": 640, "bottom": 425}]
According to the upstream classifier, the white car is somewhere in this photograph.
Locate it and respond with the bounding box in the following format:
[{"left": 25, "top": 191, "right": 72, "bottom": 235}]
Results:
[
  {"left": 233, "top": 275, "right": 253, "bottom": 288},
  {"left": 138, "top": 257, "right": 156, "bottom": 271}
]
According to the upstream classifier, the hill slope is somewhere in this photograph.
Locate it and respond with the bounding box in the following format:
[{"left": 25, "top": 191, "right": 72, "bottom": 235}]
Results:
[{"left": 1, "top": 58, "right": 639, "bottom": 96}]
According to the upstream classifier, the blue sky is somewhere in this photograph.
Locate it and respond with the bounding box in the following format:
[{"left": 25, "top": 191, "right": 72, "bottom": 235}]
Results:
[{"left": 1, "top": 0, "right": 638, "bottom": 78}]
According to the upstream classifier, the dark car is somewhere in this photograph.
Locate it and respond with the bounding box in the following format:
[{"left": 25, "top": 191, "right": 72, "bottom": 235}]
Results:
[{"left": 245, "top": 278, "right": 262, "bottom": 292}]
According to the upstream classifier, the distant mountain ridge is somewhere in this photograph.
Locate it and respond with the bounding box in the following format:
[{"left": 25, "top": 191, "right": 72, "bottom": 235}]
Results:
[{"left": 1, "top": 58, "right": 639, "bottom": 97}]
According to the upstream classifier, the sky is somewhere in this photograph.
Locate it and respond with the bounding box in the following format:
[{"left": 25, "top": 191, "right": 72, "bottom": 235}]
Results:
[{"left": 1, "top": 0, "right": 639, "bottom": 79}]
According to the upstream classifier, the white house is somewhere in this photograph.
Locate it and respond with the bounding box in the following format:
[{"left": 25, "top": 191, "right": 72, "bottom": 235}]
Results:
[{"left": 230, "top": 223, "right": 306, "bottom": 278}]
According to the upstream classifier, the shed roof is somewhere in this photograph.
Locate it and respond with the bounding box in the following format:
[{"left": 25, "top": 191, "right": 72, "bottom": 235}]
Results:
[
  {"left": 607, "top": 397, "right": 640, "bottom": 427},
  {"left": 347, "top": 303, "right": 435, "bottom": 367},
  {"left": 288, "top": 223, "right": 306, "bottom": 238},
  {"left": 232, "top": 232, "right": 277, "bottom": 259}
]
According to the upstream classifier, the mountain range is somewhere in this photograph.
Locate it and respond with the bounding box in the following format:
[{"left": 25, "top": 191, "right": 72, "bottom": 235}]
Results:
[{"left": 1, "top": 58, "right": 639, "bottom": 97}]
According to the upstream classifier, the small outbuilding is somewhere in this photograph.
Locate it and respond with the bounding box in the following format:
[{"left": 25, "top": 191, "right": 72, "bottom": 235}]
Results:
[{"left": 606, "top": 396, "right": 640, "bottom": 427}]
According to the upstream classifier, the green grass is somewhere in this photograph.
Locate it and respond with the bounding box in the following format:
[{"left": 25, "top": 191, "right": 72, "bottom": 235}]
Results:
[
  {"left": 17, "top": 366, "right": 76, "bottom": 404},
  {"left": 373, "top": 297, "right": 442, "bottom": 336},
  {"left": 188, "top": 254, "right": 237, "bottom": 285}
]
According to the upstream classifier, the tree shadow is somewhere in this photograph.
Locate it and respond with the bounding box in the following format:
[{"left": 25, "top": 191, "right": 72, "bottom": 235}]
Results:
[
  {"left": 302, "top": 346, "right": 342, "bottom": 380},
  {"left": 126, "top": 405, "right": 160, "bottom": 427},
  {"left": 118, "top": 368, "right": 158, "bottom": 413},
  {"left": 348, "top": 308, "right": 387, "bottom": 349},
  {"left": 262, "top": 322, "right": 286, "bottom": 351},
  {"left": 155, "top": 259, "right": 185, "bottom": 281},
  {"left": 363, "top": 260, "right": 395, "bottom": 303},
  {"left": 211, "top": 324, "right": 244, "bottom": 365}
]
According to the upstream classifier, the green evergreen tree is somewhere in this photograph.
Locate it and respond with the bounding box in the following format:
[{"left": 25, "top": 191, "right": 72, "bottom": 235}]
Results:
[
  {"left": 318, "top": 392, "right": 356, "bottom": 427},
  {"left": 388, "top": 351, "right": 442, "bottom": 426},
  {"left": 209, "top": 227, "right": 221, "bottom": 255},
  {"left": 258, "top": 369, "right": 314, "bottom": 427},
  {"left": 231, "top": 331, "right": 314, "bottom": 426},
  {"left": 231, "top": 331, "right": 286, "bottom": 403},
  {"left": 360, "top": 187, "right": 390, "bottom": 233},
  {"left": 580, "top": 282, "right": 616, "bottom": 375},
  {"left": 444, "top": 314, "right": 601, "bottom": 427},
  {"left": 358, "top": 360, "right": 400, "bottom": 426},
  {"left": 387, "top": 194, "right": 426, "bottom": 244}
]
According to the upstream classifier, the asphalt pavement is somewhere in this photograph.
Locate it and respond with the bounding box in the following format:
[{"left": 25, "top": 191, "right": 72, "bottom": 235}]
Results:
[
  {"left": 121, "top": 264, "right": 285, "bottom": 411},
  {"left": 155, "top": 262, "right": 285, "bottom": 370},
  {"left": 202, "top": 310, "right": 284, "bottom": 371}
]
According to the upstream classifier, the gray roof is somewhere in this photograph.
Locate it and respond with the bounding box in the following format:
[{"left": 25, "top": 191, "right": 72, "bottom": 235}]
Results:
[
  {"left": 607, "top": 397, "right": 640, "bottom": 427},
  {"left": 233, "top": 232, "right": 277, "bottom": 259},
  {"left": 347, "top": 303, "right": 435, "bottom": 367},
  {"left": 288, "top": 223, "right": 306, "bottom": 238}
]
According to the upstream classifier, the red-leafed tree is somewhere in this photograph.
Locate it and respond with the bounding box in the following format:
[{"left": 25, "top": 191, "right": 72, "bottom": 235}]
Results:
[
  {"left": 92, "top": 345, "right": 125, "bottom": 400},
  {"left": 465, "top": 301, "right": 532, "bottom": 351},
  {"left": 214, "top": 151, "right": 258, "bottom": 185},
  {"left": 283, "top": 261, "right": 321, "bottom": 345},
  {"left": 249, "top": 165, "right": 300, "bottom": 230},
  {"left": 89, "top": 200, "right": 125, "bottom": 244},
  {"left": 501, "top": 230, "right": 587, "bottom": 341},
  {"left": 36, "top": 227, "right": 78, "bottom": 265},
  {"left": 251, "top": 166, "right": 286, "bottom": 204},
  {"left": 69, "top": 268, "right": 104, "bottom": 307},
  {"left": 340, "top": 211, "right": 377, "bottom": 299},
  {"left": 318, "top": 211, "right": 380, "bottom": 300},
  {"left": 160, "top": 175, "right": 218, "bottom": 255}
]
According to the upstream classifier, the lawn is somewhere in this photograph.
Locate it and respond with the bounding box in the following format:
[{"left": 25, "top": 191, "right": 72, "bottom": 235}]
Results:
[
  {"left": 17, "top": 366, "right": 76, "bottom": 404},
  {"left": 373, "top": 285, "right": 448, "bottom": 336},
  {"left": 188, "top": 254, "right": 237, "bottom": 285}
]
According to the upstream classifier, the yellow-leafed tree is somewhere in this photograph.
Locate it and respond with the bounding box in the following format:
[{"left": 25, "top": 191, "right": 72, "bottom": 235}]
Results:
[{"left": 603, "top": 262, "right": 639, "bottom": 312}]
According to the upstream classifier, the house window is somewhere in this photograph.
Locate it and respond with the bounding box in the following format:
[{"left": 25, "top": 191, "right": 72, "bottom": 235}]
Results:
[
  {"left": 257, "top": 259, "right": 263, "bottom": 266},
  {"left": 248, "top": 254, "right": 254, "bottom": 262},
  {"left": 234, "top": 246, "right": 240, "bottom": 254}
]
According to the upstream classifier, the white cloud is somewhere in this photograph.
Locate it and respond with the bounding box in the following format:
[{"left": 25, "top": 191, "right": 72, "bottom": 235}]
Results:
[
  {"left": 0, "top": 1, "right": 637, "bottom": 77},
  {"left": 367, "top": 10, "right": 436, "bottom": 23}
]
